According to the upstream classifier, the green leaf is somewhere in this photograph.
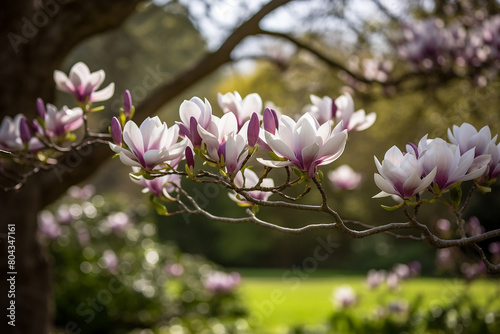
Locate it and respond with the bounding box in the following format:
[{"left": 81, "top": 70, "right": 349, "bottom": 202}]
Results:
[
  {"left": 450, "top": 185, "right": 462, "bottom": 208},
  {"left": 87, "top": 105, "right": 105, "bottom": 113},
  {"left": 381, "top": 202, "right": 403, "bottom": 211},
  {"left": 293, "top": 168, "right": 303, "bottom": 178},
  {"left": 317, "top": 170, "right": 324, "bottom": 182},
  {"left": 251, "top": 205, "right": 260, "bottom": 214},
  {"left": 269, "top": 151, "right": 284, "bottom": 161},
  {"left": 150, "top": 195, "right": 168, "bottom": 216}
]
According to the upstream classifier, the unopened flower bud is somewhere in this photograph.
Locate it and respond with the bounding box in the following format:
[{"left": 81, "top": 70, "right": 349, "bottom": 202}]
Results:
[
  {"left": 185, "top": 146, "right": 195, "bottom": 170},
  {"left": 19, "top": 116, "right": 32, "bottom": 144},
  {"left": 263, "top": 108, "right": 278, "bottom": 134},
  {"left": 248, "top": 112, "right": 260, "bottom": 147},
  {"left": 123, "top": 90, "right": 132, "bottom": 118},
  {"left": 36, "top": 98, "right": 46, "bottom": 119},
  {"left": 110, "top": 117, "right": 122, "bottom": 146}
]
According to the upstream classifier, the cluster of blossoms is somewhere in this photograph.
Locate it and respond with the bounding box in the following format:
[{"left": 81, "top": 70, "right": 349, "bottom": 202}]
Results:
[
  {"left": 365, "top": 261, "right": 421, "bottom": 291},
  {"left": 109, "top": 89, "right": 376, "bottom": 202},
  {"left": 397, "top": 16, "right": 500, "bottom": 84},
  {"left": 374, "top": 123, "right": 499, "bottom": 201},
  {"left": 0, "top": 62, "right": 115, "bottom": 155}
]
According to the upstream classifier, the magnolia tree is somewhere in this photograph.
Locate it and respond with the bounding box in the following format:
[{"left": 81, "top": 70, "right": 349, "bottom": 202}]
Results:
[{"left": 2, "top": 62, "right": 500, "bottom": 274}]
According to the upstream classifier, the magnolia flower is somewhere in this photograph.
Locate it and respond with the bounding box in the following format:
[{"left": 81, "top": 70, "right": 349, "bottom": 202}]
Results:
[
  {"left": 203, "top": 271, "right": 241, "bottom": 294},
  {"left": 106, "top": 212, "right": 130, "bottom": 232},
  {"left": 223, "top": 132, "right": 248, "bottom": 175},
  {"left": 163, "top": 263, "right": 184, "bottom": 277},
  {"left": 483, "top": 140, "right": 500, "bottom": 180},
  {"left": 366, "top": 269, "right": 386, "bottom": 289},
  {"left": 332, "top": 285, "right": 357, "bottom": 308},
  {"left": 53, "top": 62, "right": 115, "bottom": 103},
  {"left": 328, "top": 164, "right": 363, "bottom": 190},
  {"left": 109, "top": 116, "right": 186, "bottom": 171},
  {"left": 37, "top": 210, "right": 61, "bottom": 239},
  {"left": 40, "top": 103, "right": 84, "bottom": 141},
  {"left": 130, "top": 167, "right": 181, "bottom": 199},
  {"left": 335, "top": 93, "right": 376, "bottom": 132},
  {"left": 374, "top": 145, "right": 437, "bottom": 199},
  {"left": 0, "top": 114, "right": 44, "bottom": 152},
  {"left": 218, "top": 91, "right": 263, "bottom": 129},
  {"left": 258, "top": 113, "right": 348, "bottom": 178},
  {"left": 229, "top": 168, "right": 274, "bottom": 205},
  {"left": 177, "top": 97, "right": 213, "bottom": 148},
  {"left": 307, "top": 95, "right": 336, "bottom": 125},
  {"left": 197, "top": 112, "right": 238, "bottom": 162},
  {"left": 418, "top": 137, "right": 488, "bottom": 191},
  {"left": 447, "top": 123, "right": 496, "bottom": 156},
  {"left": 101, "top": 250, "right": 119, "bottom": 273}
]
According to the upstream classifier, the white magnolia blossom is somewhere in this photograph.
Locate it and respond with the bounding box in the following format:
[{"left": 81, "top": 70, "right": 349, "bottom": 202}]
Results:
[
  {"left": 229, "top": 168, "right": 274, "bottom": 205},
  {"left": 42, "top": 104, "right": 84, "bottom": 140},
  {"left": 332, "top": 285, "right": 357, "bottom": 308},
  {"left": 374, "top": 145, "right": 437, "bottom": 199},
  {"left": 177, "top": 97, "right": 213, "bottom": 148},
  {"left": 54, "top": 62, "right": 115, "bottom": 103},
  {"left": 307, "top": 94, "right": 335, "bottom": 125},
  {"left": 217, "top": 91, "right": 263, "bottom": 129},
  {"left": 328, "top": 164, "right": 363, "bottom": 190},
  {"left": 417, "top": 137, "right": 489, "bottom": 190},
  {"left": 335, "top": 93, "right": 376, "bottom": 132},
  {"left": 197, "top": 112, "right": 238, "bottom": 162},
  {"left": 258, "top": 113, "right": 348, "bottom": 178},
  {"left": 109, "top": 117, "right": 186, "bottom": 171}
]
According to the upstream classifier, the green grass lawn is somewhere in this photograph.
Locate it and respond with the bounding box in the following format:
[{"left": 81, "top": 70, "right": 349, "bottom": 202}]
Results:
[{"left": 237, "top": 269, "right": 500, "bottom": 333}]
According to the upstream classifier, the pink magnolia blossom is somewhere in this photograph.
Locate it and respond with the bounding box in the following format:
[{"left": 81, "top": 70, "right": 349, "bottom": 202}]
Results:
[
  {"left": 448, "top": 123, "right": 500, "bottom": 181},
  {"left": 229, "top": 168, "right": 274, "bottom": 205},
  {"left": 106, "top": 212, "right": 130, "bottom": 232},
  {"left": 0, "top": 114, "right": 44, "bottom": 152},
  {"left": 307, "top": 94, "right": 336, "bottom": 125},
  {"left": 197, "top": 112, "right": 238, "bottom": 162},
  {"left": 53, "top": 62, "right": 115, "bottom": 103},
  {"left": 38, "top": 103, "right": 84, "bottom": 141},
  {"left": 328, "top": 164, "right": 363, "bottom": 190},
  {"left": 335, "top": 93, "right": 376, "bottom": 132},
  {"left": 177, "top": 97, "right": 213, "bottom": 148},
  {"left": 374, "top": 145, "right": 437, "bottom": 199},
  {"left": 217, "top": 91, "right": 262, "bottom": 129},
  {"left": 417, "top": 137, "right": 488, "bottom": 191},
  {"left": 258, "top": 113, "right": 348, "bottom": 178},
  {"left": 109, "top": 117, "right": 186, "bottom": 171},
  {"left": 203, "top": 271, "right": 241, "bottom": 294},
  {"left": 332, "top": 285, "right": 357, "bottom": 308},
  {"left": 130, "top": 167, "right": 181, "bottom": 199}
]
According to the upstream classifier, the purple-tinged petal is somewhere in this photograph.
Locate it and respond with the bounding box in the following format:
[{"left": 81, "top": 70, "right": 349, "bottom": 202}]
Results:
[
  {"left": 263, "top": 108, "right": 278, "bottom": 134},
  {"left": 248, "top": 112, "right": 260, "bottom": 147},
  {"left": 185, "top": 146, "right": 194, "bottom": 169},
  {"left": 123, "top": 89, "right": 132, "bottom": 118},
  {"left": 36, "top": 98, "right": 46, "bottom": 119},
  {"left": 110, "top": 117, "right": 122, "bottom": 146},
  {"left": 19, "top": 117, "right": 32, "bottom": 144}
]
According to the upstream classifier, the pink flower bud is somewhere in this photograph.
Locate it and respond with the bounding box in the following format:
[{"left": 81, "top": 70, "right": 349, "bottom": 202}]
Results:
[
  {"left": 185, "top": 146, "right": 194, "bottom": 169},
  {"left": 36, "top": 97, "right": 46, "bottom": 118},
  {"left": 110, "top": 117, "right": 122, "bottom": 146},
  {"left": 19, "top": 116, "right": 32, "bottom": 144},
  {"left": 123, "top": 90, "right": 132, "bottom": 118},
  {"left": 247, "top": 112, "right": 260, "bottom": 147},
  {"left": 263, "top": 108, "right": 278, "bottom": 134}
]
